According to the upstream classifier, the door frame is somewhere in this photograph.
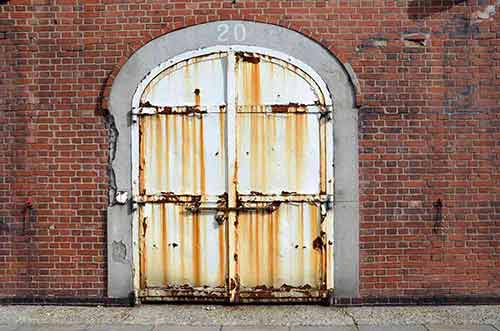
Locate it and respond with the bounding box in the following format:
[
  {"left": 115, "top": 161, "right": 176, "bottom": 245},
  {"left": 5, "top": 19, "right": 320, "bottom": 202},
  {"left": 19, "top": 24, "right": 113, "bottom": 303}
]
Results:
[{"left": 130, "top": 46, "right": 334, "bottom": 301}]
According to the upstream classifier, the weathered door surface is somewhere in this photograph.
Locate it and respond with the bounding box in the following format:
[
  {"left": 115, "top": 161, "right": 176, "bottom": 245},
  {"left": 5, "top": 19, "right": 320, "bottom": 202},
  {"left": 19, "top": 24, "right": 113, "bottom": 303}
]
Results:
[{"left": 134, "top": 48, "right": 334, "bottom": 303}]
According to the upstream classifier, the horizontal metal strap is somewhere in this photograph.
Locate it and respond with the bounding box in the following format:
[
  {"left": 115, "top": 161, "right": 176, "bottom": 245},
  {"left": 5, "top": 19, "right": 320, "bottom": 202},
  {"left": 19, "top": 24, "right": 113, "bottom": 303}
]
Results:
[
  {"left": 236, "top": 104, "right": 333, "bottom": 114},
  {"left": 135, "top": 193, "right": 333, "bottom": 204},
  {"left": 238, "top": 193, "right": 332, "bottom": 204},
  {"left": 133, "top": 105, "right": 226, "bottom": 115},
  {"left": 186, "top": 202, "right": 281, "bottom": 214},
  {"left": 134, "top": 193, "right": 221, "bottom": 204}
]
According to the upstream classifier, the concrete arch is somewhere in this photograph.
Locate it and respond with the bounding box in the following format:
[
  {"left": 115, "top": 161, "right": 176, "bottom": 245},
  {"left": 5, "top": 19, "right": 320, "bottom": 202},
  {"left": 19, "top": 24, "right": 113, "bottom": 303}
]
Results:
[{"left": 107, "top": 20, "right": 359, "bottom": 300}]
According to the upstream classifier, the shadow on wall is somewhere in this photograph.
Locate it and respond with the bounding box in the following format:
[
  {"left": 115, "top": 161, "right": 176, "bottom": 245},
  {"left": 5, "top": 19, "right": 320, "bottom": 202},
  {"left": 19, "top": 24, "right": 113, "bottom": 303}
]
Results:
[{"left": 408, "top": 0, "right": 467, "bottom": 19}]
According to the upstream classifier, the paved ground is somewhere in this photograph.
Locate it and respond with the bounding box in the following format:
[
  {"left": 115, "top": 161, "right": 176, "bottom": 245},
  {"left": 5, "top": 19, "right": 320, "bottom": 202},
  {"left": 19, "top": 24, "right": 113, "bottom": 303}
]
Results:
[{"left": 0, "top": 305, "right": 499, "bottom": 330}]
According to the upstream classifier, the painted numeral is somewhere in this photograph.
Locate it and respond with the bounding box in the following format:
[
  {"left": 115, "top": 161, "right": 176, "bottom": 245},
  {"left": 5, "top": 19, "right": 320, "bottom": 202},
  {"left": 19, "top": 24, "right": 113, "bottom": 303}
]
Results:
[{"left": 217, "top": 23, "right": 247, "bottom": 42}]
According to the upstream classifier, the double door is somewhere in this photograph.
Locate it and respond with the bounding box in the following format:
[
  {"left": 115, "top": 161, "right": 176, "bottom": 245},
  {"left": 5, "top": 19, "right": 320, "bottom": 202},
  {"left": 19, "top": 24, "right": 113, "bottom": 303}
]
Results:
[{"left": 134, "top": 49, "right": 334, "bottom": 302}]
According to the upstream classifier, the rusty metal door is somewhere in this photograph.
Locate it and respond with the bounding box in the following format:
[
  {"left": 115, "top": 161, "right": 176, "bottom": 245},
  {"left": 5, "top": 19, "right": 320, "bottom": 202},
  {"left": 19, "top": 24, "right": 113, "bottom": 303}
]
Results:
[{"left": 133, "top": 48, "right": 333, "bottom": 303}]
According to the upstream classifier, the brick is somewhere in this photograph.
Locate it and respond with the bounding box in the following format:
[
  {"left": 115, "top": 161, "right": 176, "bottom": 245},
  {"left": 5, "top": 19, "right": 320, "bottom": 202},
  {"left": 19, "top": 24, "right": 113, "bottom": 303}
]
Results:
[{"left": 0, "top": 0, "right": 499, "bottom": 301}]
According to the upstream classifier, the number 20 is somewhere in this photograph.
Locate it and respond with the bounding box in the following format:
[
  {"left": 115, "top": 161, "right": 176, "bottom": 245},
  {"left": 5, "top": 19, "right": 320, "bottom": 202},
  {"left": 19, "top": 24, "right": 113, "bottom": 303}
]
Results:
[{"left": 217, "top": 23, "right": 247, "bottom": 42}]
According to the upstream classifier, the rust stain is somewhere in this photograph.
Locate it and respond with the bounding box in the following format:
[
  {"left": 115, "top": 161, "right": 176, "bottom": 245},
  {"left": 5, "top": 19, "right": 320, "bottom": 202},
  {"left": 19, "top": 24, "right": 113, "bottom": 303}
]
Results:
[
  {"left": 218, "top": 215, "right": 225, "bottom": 285},
  {"left": 312, "top": 229, "right": 327, "bottom": 288},
  {"left": 295, "top": 113, "right": 306, "bottom": 190},
  {"left": 234, "top": 216, "right": 240, "bottom": 285},
  {"left": 194, "top": 88, "right": 201, "bottom": 106},
  {"left": 154, "top": 118, "right": 162, "bottom": 189},
  {"left": 179, "top": 205, "right": 185, "bottom": 281},
  {"left": 181, "top": 116, "right": 189, "bottom": 192},
  {"left": 271, "top": 207, "right": 279, "bottom": 286},
  {"left": 268, "top": 210, "right": 275, "bottom": 286},
  {"left": 236, "top": 52, "right": 260, "bottom": 64},
  {"left": 309, "top": 204, "right": 321, "bottom": 285},
  {"left": 218, "top": 109, "right": 226, "bottom": 183},
  {"left": 232, "top": 160, "right": 238, "bottom": 187},
  {"left": 240, "top": 53, "right": 261, "bottom": 105},
  {"left": 271, "top": 103, "right": 307, "bottom": 113},
  {"left": 192, "top": 213, "right": 201, "bottom": 286},
  {"left": 255, "top": 212, "right": 260, "bottom": 285},
  {"left": 199, "top": 116, "right": 206, "bottom": 194},
  {"left": 250, "top": 112, "right": 257, "bottom": 190},
  {"left": 249, "top": 110, "right": 266, "bottom": 191},
  {"left": 192, "top": 117, "right": 197, "bottom": 194},
  {"left": 285, "top": 115, "right": 294, "bottom": 188},
  {"left": 140, "top": 210, "right": 146, "bottom": 289},
  {"left": 218, "top": 108, "right": 225, "bottom": 148},
  {"left": 169, "top": 115, "right": 179, "bottom": 196},
  {"left": 260, "top": 112, "right": 267, "bottom": 191},
  {"left": 297, "top": 204, "right": 305, "bottom": 285},
  {"left": 312, "top": 236, "right": 324, "bottom": 251},
  {"left": 160, "top": 204, "right": 168, "bottom": 285},
  {"left": 250, "top": 62, "right": 261, "bottom": 105},
  {"left": 245, "top": 212, "right": 253, "bottom": 285},
  {"left": 139, "top": 119, "right": 145, "bottom": 195},
  {"left": 165, "top": 117, "right": 170, "bottom": 190},
  {"left": 319, "top": 117, "right": 326, "bottom": 193}
]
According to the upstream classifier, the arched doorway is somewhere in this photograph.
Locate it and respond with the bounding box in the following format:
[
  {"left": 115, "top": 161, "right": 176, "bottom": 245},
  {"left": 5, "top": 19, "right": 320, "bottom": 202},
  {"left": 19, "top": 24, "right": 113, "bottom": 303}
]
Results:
[
  {"left": 106, "top": 21, "right": 358, "bottom": 303},
  {"left": 131, "top": 46, "right": 334, "bottom": 302}
]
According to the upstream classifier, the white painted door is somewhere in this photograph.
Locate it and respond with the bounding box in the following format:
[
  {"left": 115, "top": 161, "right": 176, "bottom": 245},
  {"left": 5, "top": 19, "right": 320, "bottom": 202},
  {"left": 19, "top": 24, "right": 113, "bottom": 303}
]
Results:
[{"left": 134, "top": 48, "right": 333, "bottom": 303}]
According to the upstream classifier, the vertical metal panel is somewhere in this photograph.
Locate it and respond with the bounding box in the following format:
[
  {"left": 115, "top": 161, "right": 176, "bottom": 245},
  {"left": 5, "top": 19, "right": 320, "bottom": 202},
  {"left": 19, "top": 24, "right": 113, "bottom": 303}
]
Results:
[
  {"left": 140, "top": 53, "right": 227, "bottom": 107},
  {"left": 138, "top": 53, "right": 228, "bottom": 297},
  {"left": 238, "top": 203, "right": 322, "bottom": 289},
  {"left": 235, "top": 53, "right": 324, "bottom": 106},
  {"left": 237, "top": 108, "right": 321, "bottom": 194},
  {"left": 140, "top": 111, "right": 226, "bottom": 196},
  {"left": 140, "top": 203, "right": 226, "bottom": 288},
  {"left": 232, "top": 51, "right": 330, "bottom": 300}
]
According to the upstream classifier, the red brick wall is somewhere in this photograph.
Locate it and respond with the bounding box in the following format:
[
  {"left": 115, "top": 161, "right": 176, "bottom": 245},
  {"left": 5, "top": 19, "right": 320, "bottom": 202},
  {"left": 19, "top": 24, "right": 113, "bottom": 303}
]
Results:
[{"left": 0, "top": 0, "right": 498, "bottom": 299}]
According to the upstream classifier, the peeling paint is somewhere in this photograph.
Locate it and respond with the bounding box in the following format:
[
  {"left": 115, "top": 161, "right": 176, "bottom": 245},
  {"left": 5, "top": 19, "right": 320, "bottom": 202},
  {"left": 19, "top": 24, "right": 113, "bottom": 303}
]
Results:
[
  {"left": 112, "top": 240, "right": 127, "bottom": 264},
  {"left": 105, "top": 112, "right": 119, "bottom": 206},
  {"left": 115, "top": 191, "right": 129, "bottom": 204},
  {"left": 472, "top": 3, "right": 497, "bottom": 22}
]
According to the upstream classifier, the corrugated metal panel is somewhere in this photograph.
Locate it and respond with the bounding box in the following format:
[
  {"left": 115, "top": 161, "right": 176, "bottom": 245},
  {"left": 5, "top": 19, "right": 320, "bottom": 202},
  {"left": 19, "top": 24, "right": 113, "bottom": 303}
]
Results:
[
  {"left": 140, "top": 53, "right": 227, "bottom": 107},
  {"left": 237, "top": 107, "right": 321, "bottom": 194},
  {"left": 235, "top": 52, "right": 324, "bottom": 106},
  {"left": 140, "top": 109, "right": 226, "bottom": 196},
  {"left": 140, "top": 203, "right": 226, "bottom": 288},
  {"left": 232, "top": 52, "right": 329, "bottom": 300},
  {"left": 238, "top": 203, "right": 322, "bottom": 289},
  {"left": 138, "top": 53, "right": 228, "bottom": 296}
]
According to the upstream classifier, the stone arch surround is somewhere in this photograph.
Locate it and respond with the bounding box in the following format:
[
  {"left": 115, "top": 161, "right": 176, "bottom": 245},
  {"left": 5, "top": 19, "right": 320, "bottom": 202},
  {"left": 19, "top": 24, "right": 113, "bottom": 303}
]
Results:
[{"left": 107, "top": 20, "right": 359, "bottom": 300}]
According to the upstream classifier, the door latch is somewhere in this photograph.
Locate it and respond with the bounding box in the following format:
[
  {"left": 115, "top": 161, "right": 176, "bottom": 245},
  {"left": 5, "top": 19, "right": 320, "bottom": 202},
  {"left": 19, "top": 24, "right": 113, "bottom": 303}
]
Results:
[{"left": 186, "top": 202, "right": 281, "bottom": 225}]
